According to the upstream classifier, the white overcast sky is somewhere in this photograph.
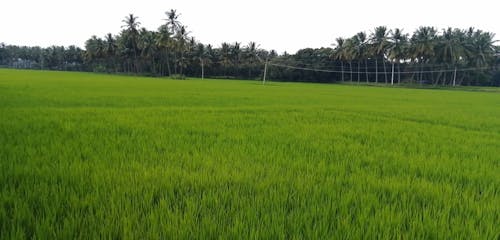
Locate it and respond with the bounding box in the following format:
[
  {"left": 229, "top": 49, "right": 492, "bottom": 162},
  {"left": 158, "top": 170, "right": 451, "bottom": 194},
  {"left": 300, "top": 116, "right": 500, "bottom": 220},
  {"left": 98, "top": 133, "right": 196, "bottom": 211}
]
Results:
[{"left": 1, "top": 0, "right": 499, "bottom": 53}]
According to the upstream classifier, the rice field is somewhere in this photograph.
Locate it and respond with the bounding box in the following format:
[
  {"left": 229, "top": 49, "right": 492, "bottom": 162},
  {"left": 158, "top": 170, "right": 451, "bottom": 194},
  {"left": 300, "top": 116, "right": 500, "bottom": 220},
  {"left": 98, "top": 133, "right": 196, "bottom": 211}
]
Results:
[{"left": 0, "top": 69, "right": 499, "bottom": 239}]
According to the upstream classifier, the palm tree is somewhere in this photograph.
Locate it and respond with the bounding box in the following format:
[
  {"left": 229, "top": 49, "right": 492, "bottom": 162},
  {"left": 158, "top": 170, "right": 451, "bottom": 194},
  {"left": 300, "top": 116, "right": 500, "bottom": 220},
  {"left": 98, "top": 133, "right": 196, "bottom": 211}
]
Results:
[
  {"left": 221, "top": 42, "right": 230, "bottom": 77},
  {"left": 245, "top": 42, "right": 258, "bottom": 79},
  {"left": 355, "top": 32, "right": 369, "bottom": 83},
  {"left": 138, "top": 28, "right": 157, "bottom": 75},
  {"left": 104, "top": 33, "right": 117, "bottom": 72},
  {"left": 350, "top": 35, "right": 362, "bottom": 83},
  {"left": 205, "top": 44, "right": 215, "bottom": 76},
  {"left": 84, "top": 36, "right": 105, "bottom": 71},
  {"left": 122, "top": 14, "right": 141, "bottom": 73},
  {"left": 156, "top": 24, "right": 172, "bottom": 76},
  {"left": 411, "top": 26, "right": 437, "bottom": 84},
  {"left": 165, "top": 9, "right": 181, "bottom": 35},
  {"left": 436, "top": 28, "right": 467, "bottom": 86},
  {"left": 175, "top": 25, "right": 189, "bottom": 76},
  {"left": 343, "top": 38, "right": 356, "bottom": 82},
  {"left": 388, "top": 28, "right": 409, "bottom": 84},
  {"left": 332, "top": 37, "right": 346, "bottom": 82},
  {"left": 463, "top": 30, "right": 497, "bottom": 85},
  {"left": 195, "top": 43, "right": 206, "bottom": 79},
  {"left": 370, "top": 26, "right": 391, "bottom": 83},
  {"left": 467, "top": 30, "right": 496, "bottom": 68}
]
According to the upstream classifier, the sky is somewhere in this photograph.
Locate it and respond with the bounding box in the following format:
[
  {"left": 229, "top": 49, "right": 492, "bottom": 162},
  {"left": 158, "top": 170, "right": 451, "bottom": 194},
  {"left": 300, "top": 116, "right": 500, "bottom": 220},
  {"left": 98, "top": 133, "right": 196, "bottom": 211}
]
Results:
[{"left": 1, "top": 0, "right": 499, "bottom": 54}]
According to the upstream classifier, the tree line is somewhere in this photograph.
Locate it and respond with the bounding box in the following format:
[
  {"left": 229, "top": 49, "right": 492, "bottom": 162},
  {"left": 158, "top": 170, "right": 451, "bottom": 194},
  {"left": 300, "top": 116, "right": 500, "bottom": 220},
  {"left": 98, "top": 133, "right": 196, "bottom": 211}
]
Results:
[
  {"left": 269, "top": 27, "right": 499, "bottom": 86},
  {"left": 0, "top": 44, "right": 84, "bottom": 71},
  {"left": 1, "top": 10, "right": 499, "bottom": 86}
]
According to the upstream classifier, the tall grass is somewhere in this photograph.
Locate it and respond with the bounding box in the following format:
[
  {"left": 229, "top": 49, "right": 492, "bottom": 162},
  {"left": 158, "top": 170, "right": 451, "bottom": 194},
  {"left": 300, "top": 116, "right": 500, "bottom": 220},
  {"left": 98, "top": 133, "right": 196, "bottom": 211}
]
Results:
[{"left": 0, "top": 69, "right": 499, "bottom": 239}]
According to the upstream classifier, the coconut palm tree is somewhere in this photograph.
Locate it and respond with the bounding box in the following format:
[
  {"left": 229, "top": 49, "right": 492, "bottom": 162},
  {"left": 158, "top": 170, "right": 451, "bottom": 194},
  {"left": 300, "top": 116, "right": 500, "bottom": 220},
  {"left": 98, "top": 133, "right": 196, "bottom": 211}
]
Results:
[
  {"left": 104, "top": 33, "right": 118, "bottom": 72},
  {"left": 221, "top": 42, "right": 230, "bottom": 77},
  {"left": 245, "top": 42, "right": 258, "bottom": 79},
  {"left": 436, "top": 28, "right": 467, "bottom": 85},
  {"left": 165, "top": 9, "right": 181, "bottom": 35},
  {"left": 343, "top": 38, "right": 356, "bottom": 82},
  {"left": 411, "top": 26, "right": 437, "bottom": 84},
  {"left": 332, "top": 37, "right": 346, "bottom": 82},
  {"left": 156, "top": 24, "right": 172, "bottom": 76},
  {"left": 231, "top": 42, "right": 242, "bottom": 76},
  {"left": 195, "top": 43, "right": 206, "bottom": 79},
  {"left": 463, "top": 30, "right": 497, "bottom": 85},
  {"left": 370, "top": 26, "right": 391, "bottom": 83},
  {"left": 138, "top": 28, "right": 158, "bottom": 74},
  {"left": 466, "top": 30, "right": 496, "bottom": 68},
  {"left": 388, "top": 28, "right": 409, "bottom": 84},
  {"left": 349, "top": 35, "right": 362, "bottom": 83},
  {"left": 175, "top": 25, "right": 189, "bottom": 76},
  {"left": 122, "top": 14, "right": 141, "bottom": 73},
  {"left": 84, "top": 35, "right": 105, "bottom": 71},
  {"left": 355, "top": 31, "right": 369, "bottom": 82}
]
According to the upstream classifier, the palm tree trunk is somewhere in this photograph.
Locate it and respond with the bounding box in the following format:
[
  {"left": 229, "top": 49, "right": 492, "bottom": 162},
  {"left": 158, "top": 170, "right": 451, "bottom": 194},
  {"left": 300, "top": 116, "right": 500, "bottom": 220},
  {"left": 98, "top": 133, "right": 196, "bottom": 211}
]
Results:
[
  {"left": 224, "top": 62, "right": 227, "bottom": 78},
  {"left": 341, "top": 62, "right": 344, "bottom": 82},
  {"left": 453, "top": 67, "right": 457, "bottom": 86},
  {"left": 365, "top": 59, "right": 369, "bottom": 83},
  {"left": 357, "top": 61, "right": 360, "bottom": 83},
  {"left": 166, "top": 51, "right": 172, "bottom": 76},
  {"left": 201, "top": 58, "right": 204, "bottom": 80},
  {"left": 383, "top": 57, "right": 388, "bottom": 83},
  {"left": 458, "top": 72, "right": 466, "bottom": 86},
  {"left": 151, "top": 59, "right": 156, "bottom": 75},
  {"left": 419, "top": 63, "right": 424, "bottom": 84},
  {"left": 398, "top": 62, "right": 401, "bottom": 84},
  {"left": 442, "top": 71, "right": 447, "bottom": 86},
  {"left": 179, "top": 51, "right": 184, "bottom": 77},
  {"left": 391, "top": 62, "right": 395, "bottom": 85},
  {"left": 349, "top": 61, "right": 353, "bottom": 82},
  {"left": 248, "top": 61, "right": 252, "bottom": 79}
]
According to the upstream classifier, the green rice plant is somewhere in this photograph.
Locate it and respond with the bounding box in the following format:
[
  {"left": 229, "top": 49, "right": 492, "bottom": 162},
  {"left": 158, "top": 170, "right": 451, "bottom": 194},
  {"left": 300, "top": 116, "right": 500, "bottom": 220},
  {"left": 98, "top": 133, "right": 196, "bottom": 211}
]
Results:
[{"left": 0, "top": 69, "right": 499, "bottom": 239}]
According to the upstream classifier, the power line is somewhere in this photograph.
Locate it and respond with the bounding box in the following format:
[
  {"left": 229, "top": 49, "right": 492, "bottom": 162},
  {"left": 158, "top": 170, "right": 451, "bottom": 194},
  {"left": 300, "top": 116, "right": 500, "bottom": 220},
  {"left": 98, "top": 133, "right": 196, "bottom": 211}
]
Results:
[{"left": 267, "top": 62, "right": 492, "bottom": 75}]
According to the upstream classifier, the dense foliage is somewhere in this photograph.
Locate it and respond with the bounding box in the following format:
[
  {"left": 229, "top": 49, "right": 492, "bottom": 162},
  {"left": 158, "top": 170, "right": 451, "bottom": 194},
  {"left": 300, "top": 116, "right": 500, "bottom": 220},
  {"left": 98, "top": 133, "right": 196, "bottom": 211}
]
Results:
[
  {"left": 0, "top": 10, "right": 499, "bottom": 85},
  {"left": 0, "top": 44, "right": 85, "bottom": 71}
]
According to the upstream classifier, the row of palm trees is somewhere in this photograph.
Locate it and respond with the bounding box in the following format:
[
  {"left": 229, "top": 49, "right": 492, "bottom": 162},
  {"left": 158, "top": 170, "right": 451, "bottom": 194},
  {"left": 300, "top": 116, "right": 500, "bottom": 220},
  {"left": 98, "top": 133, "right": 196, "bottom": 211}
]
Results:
[
  {"left": 84, "top": 11, "right": 273, "bottom": 79},
  {"left": 331, "top": 26, "right": 497, "bottom": 85}
]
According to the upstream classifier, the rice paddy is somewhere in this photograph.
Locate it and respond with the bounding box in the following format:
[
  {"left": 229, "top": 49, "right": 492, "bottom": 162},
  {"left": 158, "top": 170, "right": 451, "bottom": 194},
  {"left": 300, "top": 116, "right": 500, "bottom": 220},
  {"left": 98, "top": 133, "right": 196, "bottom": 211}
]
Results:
[{"left": 0, "top": 69, "right": 499, "bottom": 239}]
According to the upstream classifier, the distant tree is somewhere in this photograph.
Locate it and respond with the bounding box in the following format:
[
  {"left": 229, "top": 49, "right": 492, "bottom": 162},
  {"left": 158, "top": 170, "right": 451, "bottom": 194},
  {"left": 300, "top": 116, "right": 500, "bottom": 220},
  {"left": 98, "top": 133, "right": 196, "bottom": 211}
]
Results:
[
  {"left": 370, "top": 26, "right": 391, "bottom": 83},
  {"left": 122, "top": 14, "right": 141, "bottom": 73},
  {"left": 104, "top": 33, "right": 118, "bottom": 72},
  {"left": 410, "top": 26, "right": 437, "bottom": 83},
  {"left": 332, "top": 37, "right": 346, "bottom": 82},
  {"left": 354, "top": 32, "right": 368, "bottom": 83},
  {"left": 165, "top": 9, "right": 181, "bottom": 34},
  {"left": 245, "top": 42, "right": 258, "bottom": 79},
  {"left": 221, "top": 42, "right": 230, "bottom": 77},
  {"left": 388, "top": 28, "right": 409, "bottom": 84}
]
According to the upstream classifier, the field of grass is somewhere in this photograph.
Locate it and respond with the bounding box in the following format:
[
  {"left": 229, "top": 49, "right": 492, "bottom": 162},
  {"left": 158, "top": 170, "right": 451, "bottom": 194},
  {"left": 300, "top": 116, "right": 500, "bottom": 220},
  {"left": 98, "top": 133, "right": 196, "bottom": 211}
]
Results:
[{"left": 0, "top": 69, "right": 499, "bottom": 239}]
